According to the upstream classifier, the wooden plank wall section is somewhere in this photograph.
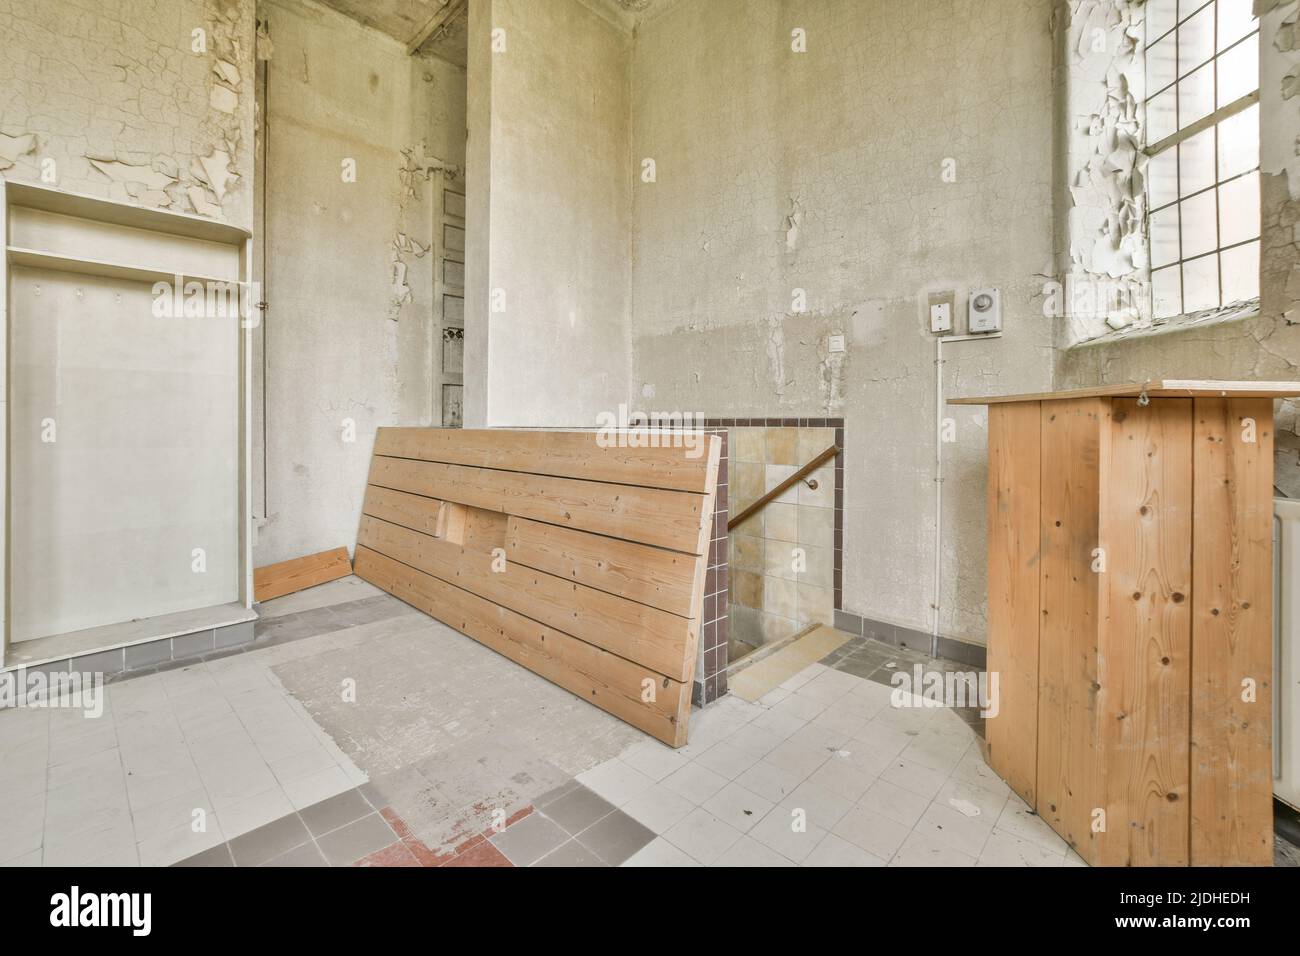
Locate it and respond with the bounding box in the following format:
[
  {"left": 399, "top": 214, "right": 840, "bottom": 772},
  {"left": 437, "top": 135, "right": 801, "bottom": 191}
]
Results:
[
  {"left": 1098, "top": 399, "right": 1191, "bottom": 866},
  {"left": 1190, "top": 398, "right": 1275, "bottom": 866},
  {"left": 1036, "top": 398, "right": 1106, "bottom": 857},
  {"left": 985, "top": 402, "right": 1041, "bottom": 807},
  {"left": 354, "top": 428, "right": 721, "bottom": 747}
]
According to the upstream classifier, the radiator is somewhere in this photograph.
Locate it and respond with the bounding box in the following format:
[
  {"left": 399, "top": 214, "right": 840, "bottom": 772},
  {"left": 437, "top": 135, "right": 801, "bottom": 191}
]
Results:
[{"left": 1277, "top": 498, "right": 1300, "bottom": 810}]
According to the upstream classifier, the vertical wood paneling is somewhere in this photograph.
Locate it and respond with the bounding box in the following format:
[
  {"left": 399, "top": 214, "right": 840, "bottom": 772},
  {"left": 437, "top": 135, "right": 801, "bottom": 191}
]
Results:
[
  {"left": 986, "top": 402, "right": 1042, "bottom": 806},
  {"left": 1097, "top": 398, "right": 1192, "bottom": 866},
  {"left": 1036, "top": 398, "right": 1107, "bottom": 861},
  {"left": 1191, "top": 397, "right": 1275, "bottom": 866}
]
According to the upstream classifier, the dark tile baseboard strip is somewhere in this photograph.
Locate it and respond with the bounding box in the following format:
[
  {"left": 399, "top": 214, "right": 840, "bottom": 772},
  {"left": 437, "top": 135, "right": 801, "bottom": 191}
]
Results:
[
  {"left": 832, "top": 610, "right": 987, "bottom": 669},
  {"left": 1, "top": 594, "right": 416, "bottom": 700}
]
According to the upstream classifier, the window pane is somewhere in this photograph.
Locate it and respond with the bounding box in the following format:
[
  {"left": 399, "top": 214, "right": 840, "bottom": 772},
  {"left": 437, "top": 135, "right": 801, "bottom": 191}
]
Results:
[
  {"left": 1217, "top": 36, "right": 1258, "bottom": 107},
  {"left": 1150, "top": 0, "right": 1179, "bottom": 40},
  {"left": 1147, "top": 33, "right": 1178, "bottom": 96},
  {"left": 1183, "top": 254, "right": 1220, "bottom": 312},
  {"left": 1153, "top": 265, "right": 1182, "bottom": 319},
  {"left": 1148, "top": 147, "right": 1179, "bottom": 208},
  {"left": 1179, "top": 4, "right": 1216, "bottom": 76},
  {"left": 1221, "top": 240, "right": 1259, "bottom": 304},
  {"left": 1151, "top": 205, "right": 1182, "bottom": 267},
  {"left": 1181, "top": 126, "right": 1216, "bottom": 195},
  {"left": 1218, "top": 0, "right": 1257, "bottom": 52},
  {"left": 1219, "top": 171, "right": 1260, "bottom": 246},
  {"left": 1148, "top": 87, "right": 1178, "bottom": 143},
  {"left": 1179, "top": 63, "right": 1215, "bottom": 129},
  {"left": 1180, "top": 190, "right": 1218, "bottom": 258},
  {"left": 1218, "top": 103, "right": 1259, "bottom": 178}
]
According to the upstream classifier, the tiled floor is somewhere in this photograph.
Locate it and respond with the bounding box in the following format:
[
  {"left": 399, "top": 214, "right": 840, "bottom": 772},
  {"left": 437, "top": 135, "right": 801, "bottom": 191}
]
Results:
[{"left": 6, "top": 578, "right": 1295, "bottom": 867}]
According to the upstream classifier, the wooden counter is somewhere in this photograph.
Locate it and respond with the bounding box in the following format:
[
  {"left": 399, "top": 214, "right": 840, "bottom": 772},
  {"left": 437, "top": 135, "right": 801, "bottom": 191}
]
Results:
[{"left": 953, "top": 381, "right": 1300, "bottom": 866}]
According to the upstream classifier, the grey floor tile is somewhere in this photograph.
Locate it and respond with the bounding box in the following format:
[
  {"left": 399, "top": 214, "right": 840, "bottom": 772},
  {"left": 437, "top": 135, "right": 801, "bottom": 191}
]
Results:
[
  {"left": 229, "top": 813, "right": 313, "bottom": 867},
  {"left": 300, "top": 788, "right": 372, "bottom": 837},
  {"left": 173, "top": 842, "right": 235, "bottom": 867},
  {"left": 575, "top": 808, "right": 656, "bottom": 865},
  {"left": 533, "top": 839, "right": 607, "bottom": 867},
  {"left": 489, "top": 812, "right": 570, "bottom": 865},
  {"left": 315, "top": 812, "right": 397, "bottom": 866},
  {"left": 534, "top": 779, "right": 582, "bottom": 809},
  {"left": 542, "top": 785, "right": 616, "bottom": 836},
  {"left": 262, "top": 841, "right": 330, "bottom": 867}
]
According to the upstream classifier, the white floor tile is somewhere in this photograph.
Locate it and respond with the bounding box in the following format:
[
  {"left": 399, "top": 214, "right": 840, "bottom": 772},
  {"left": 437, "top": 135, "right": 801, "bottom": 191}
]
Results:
[
  {"left": 701, "top": 781, "right": 774, "bottom": 833},
  {"left": 621, "top": 783, "right": 696, "bottom": 834},
  {"left": 576, "top": 758, "right": 656, "bottom": 807},
  {"left": 662, "top": 807, "right": 744, "bottom": 864},
  {"left": 693, "top": 741, "right": 760, "bottom": 780},
  {"left": 888, "top": 828, "right": 977, "bottom": 867},
  {"left": 832, "top": 803, "right": 911, "bottom": 860},
  {"left": 803, "top": 832, "right": 887, "bottom": 867},
  {"left": 660, "top": 761, "right": 729, "bottom": 805},
  {"left": 621, "top": 836, "right": 700, "bottom": 867},
  {"left": 713, "top": 834, "right": 795, "bottom": 867},
  {"left": 748, "top": 804, "right": 826, "bottom": 863},
  {"left": 978, "top": 827, "right": 1067, "bottom": 866}
]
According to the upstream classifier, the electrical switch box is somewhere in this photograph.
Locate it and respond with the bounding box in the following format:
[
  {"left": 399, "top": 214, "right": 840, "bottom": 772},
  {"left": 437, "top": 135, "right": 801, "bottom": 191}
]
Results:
[
  {"left": 969, "top": 287, "right": 1002, "bottom": 333},
  {"left": 930, "top": 300, "right": 951, "bottom": 335}
]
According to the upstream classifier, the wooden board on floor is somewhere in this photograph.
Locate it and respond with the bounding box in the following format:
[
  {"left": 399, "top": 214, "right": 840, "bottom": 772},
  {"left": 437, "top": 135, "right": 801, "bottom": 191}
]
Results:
[
  {"left": 1190, "top": 397, "right": 1275, "bottom": 866},
  {"left": 355, "top": 428, "right": 720, "bottom": 747},
  {"left": 985, "top": 401, "right": 1041, "bottom": 807},
  {"left": 254, "top": 547, "right": 352, "bottom": 603}
]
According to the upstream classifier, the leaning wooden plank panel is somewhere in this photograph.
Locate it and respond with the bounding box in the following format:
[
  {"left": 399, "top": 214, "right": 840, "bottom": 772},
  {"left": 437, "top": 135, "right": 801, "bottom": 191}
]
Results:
[
  {"left": 373, "top": 427, "right": 717, "bottom": 493},
  {"left": 1190, "top": 397, "right": 1274, "bottom": 866},
  {"left": 367, "top": 455, "right": 710, "bottom": 554},
  {"left": 357, "top": 514, "right": 695, "bottom": 681},
  {"left": 254, "top": 547, "right": 352, "bottom": 603},
  {"left": 505, "top": 516, "right": 699, "bottom": 617},
  {"left": 355, "top": 546, "right": 691, "bottom": 746}
]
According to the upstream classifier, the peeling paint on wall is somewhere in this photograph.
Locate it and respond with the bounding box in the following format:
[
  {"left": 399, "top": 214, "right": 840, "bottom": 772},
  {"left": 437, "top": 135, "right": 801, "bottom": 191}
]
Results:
[
  {"left": 0, "top": 131, "right": 36, "bottom": 170},
  {"left": 1059, "top": 0, "right": 1148, "bottom": 342}
]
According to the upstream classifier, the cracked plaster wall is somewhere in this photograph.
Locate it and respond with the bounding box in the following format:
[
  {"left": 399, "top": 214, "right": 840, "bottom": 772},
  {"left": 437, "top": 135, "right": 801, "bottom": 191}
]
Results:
[
  {"left": 461, "top": 0, "right": 632, "bottom": 427},
  {"left": 1056, "top": 0, "right": 1300, "bottom": 496},
  {"left": 255, "top": 0, "right": 466, "bottom": 565},
  {"left": 628, "top": 0, "right": 1057, "bottom": 646},
  {"left": 0, "top": 0, "right": 256, "bottom": 227}
]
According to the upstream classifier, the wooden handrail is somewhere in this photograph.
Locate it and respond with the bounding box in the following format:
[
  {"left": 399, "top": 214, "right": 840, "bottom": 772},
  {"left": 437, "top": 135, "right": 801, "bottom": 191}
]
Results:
[{"left": 728, "top": 444, "right": 839, "bottom": 531}]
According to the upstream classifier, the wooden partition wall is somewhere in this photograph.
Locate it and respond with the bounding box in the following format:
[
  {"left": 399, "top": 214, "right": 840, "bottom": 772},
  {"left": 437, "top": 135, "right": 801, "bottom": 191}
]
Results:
[
  {"left": 955, "top": 381, "right": 1300, "bottom": 866},
  {"left": 353, "top": 428, "right": 720, "bottom": 747}
]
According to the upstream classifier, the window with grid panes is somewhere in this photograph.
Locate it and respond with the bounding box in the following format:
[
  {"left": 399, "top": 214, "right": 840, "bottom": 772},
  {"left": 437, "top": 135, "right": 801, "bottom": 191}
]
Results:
[{"left": 1145, "top": 0, "right": 1260, "bottom": 319}]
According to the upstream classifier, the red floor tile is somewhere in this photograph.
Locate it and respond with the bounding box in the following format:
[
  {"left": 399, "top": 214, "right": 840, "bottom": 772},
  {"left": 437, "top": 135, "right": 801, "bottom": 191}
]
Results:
[
  {"left": 355, "top": 841, "right": 419, "bottom": 867},
  {"left": 441, "top": 840, "right": 513, "bottom": 868}
]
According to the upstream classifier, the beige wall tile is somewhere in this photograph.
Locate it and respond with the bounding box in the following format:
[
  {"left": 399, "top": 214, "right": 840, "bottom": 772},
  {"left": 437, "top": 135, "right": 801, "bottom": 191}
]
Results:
[
  {"left": 733, "top": 532, "right": 763, "bottom": 572},
  {"left": 764, "top": 502, "right": 798, "bottom": 543},
  {"left": 764, "top": 538, "right": 799, "bottom": 580},
  {"left": 732, "top": 460, "right": 763, "bottom": 512},
  {"left": 765, "top": 464, "right": 798, "bottom": 504},
  {"left": 797, "top": 504, "right": 834, "bottom": 546},
  {"left": 797, "top": 427, "right": 836, "bottom": 463},
  {"left": 764, "top": 427, "right": 798, "bottom": 465},
  {"left": 797, "top": 582, "right": 834, "bottom": 626},
  {"left": 799, "top": 544, "right": 833, "bottom": 588},
  {"left": 797, "top": 461, "right": 834, "bottom": 508},
  {"left": 732, "top": 427, "right": 765, "bottom": 463},
  {"left": 731, "top": 569, "right": 764, "bottom": 609},
  {"left": 762, "top": 574, "right": 798, "bottom": 617},
  {"left": 759, "top": 611, "right": 801, "bottom": 644}
]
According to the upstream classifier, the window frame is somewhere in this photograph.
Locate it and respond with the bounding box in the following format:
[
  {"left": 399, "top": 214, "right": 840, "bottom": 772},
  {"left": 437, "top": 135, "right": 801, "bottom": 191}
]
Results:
[{"left": 1143, "top": 0, "right": 1261, "bottom": 319}]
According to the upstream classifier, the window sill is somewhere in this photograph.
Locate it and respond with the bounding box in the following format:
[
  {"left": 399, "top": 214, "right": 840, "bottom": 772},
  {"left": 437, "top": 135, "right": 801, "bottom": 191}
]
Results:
[{"left": 1068, "top": 298, "right": 1261, "bottom": 350}]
